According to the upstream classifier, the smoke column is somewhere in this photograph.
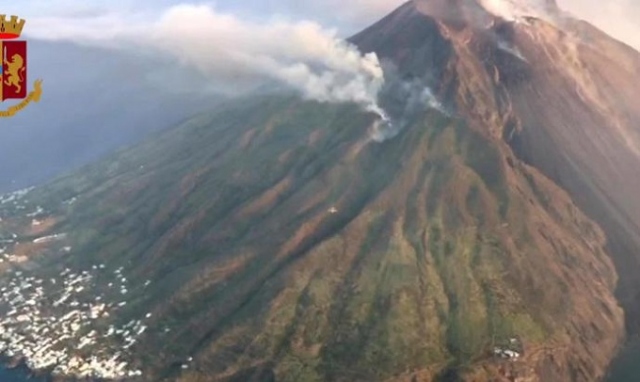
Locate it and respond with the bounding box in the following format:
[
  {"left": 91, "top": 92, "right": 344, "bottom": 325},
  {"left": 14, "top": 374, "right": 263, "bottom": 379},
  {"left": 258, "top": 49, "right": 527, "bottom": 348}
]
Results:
[
  {"left": 370, "top": 66, "right": 447, "bottom": 142},
  {"left": 29, "top": 4, "right": 388, "bottom": 118},
  {"left": 27, "top": 3, "right": 450, "bottom": 141}
]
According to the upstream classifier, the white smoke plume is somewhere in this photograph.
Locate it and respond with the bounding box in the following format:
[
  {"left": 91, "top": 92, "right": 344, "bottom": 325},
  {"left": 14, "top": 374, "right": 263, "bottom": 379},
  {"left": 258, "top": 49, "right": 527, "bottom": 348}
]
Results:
[
  {"left": 370, "top": 70, "right": 447, "bottom": 142},
  {"left": 28, "top": 4, "right": 387, "bottom": 118},
  {"left": 478, "top": 0, "right": 560, "bottom": 21}
]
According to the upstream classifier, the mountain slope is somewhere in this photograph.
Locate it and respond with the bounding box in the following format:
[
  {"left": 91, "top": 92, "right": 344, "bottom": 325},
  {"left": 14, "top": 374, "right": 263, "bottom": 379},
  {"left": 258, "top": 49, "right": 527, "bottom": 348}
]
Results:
[
  {"left": 0, "top": 0, "right": 638, "bottom": 381},
  {"left": 4, "top": 92, "right": 621, "bottom": 381},
  {"left": 356, "top": 0, "right": 640, "bottom": 342}
]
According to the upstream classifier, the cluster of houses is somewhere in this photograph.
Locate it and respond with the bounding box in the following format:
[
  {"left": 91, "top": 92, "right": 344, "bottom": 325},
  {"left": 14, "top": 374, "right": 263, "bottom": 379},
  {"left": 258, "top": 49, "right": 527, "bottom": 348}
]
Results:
[
  {"left": 0, "top": 188, "right": 150, "bottom": 379},
  {"left": 0, "top": 188, "right": 201, "bottom": 380},
  {"left": 0, "top": 188, "right": 34, "bottom": 265},
  {"left": 0, "top": 187, "right": 33, "bottom": 209},
  {"left": 0, "top": 265, "right": 150, "bottom": 379},
  {"left": 493, "top": 338, "right": 523, "bottom": 361}
]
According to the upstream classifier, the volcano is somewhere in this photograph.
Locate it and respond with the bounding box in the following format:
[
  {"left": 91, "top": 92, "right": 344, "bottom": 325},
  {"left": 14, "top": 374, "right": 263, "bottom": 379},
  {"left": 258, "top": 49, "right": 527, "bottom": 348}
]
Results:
[{"left": 1, "top": 1, "right": 640, "bottom": 381}]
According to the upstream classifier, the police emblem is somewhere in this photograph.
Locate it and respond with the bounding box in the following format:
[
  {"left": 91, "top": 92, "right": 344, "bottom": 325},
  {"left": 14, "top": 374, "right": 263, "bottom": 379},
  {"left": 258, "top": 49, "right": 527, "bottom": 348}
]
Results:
[{"left": 0, "top": 14, "right": 43, "bottom": 118}]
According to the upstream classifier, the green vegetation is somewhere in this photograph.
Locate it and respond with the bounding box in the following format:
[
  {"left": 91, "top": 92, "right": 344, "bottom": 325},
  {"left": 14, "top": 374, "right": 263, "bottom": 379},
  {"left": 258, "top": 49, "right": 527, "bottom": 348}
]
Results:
[{"left": 9, "top": 94, "right": 615, "bottom": 381}]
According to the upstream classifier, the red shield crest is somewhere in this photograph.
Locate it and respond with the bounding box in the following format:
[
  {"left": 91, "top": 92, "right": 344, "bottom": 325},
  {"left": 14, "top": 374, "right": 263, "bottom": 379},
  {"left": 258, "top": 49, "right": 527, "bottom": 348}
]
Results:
[
  {"left": 1, "top": 40, "right": 27, "bottom": 101},
  {"left": 0, "top": 14, "right": 42, "bottom": 117}
]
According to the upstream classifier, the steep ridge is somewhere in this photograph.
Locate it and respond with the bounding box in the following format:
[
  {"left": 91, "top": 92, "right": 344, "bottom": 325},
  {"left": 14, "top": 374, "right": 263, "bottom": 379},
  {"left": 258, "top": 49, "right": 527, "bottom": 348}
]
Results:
[
  {"left": 503, "top": 19, "right": 640, "bottom": 333},
  {"left": 0, "top": 1, "right": 636, "bottom": 381},
  {"left": 355, "top": 0, "right": 640, "bottom": 336}
]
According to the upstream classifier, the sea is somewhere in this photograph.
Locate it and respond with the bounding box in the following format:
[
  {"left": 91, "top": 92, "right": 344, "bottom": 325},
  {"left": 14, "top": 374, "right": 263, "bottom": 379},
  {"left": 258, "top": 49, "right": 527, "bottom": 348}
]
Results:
[
  {"left": 606, "top": 337, "right": 640, "bottom": 381},
  {"left": 0, "top": 366, "right": 46, "bottom": 381}
]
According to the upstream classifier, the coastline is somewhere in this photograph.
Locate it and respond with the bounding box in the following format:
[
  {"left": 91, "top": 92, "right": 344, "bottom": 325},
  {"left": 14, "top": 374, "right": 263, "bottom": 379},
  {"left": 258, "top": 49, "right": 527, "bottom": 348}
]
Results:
[
  {"left": 0, "top": 366, "right": 46, "bottom": 381},
  {"left": 0, "top": 356, "right": 48, "bottom": 381}
]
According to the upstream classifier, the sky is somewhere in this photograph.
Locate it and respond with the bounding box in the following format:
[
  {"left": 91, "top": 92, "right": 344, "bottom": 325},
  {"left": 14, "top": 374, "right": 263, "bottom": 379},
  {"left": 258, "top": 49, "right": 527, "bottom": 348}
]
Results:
[
  {"left": 3, "top": 0, "right": 639, "bottom": 50},
  {"left": 6, "top": 0, "right": 640, "bottom": 43}
]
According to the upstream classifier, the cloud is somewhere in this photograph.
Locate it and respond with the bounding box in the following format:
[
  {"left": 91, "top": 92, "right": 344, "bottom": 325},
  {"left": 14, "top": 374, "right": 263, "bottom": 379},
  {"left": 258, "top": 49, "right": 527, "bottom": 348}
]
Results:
[
  {"left": 557, "top": 0, "right": 640, "bottom": 51},
  {"left": 3, "top": 0, "right": 113, "bottom": 18},
  {"left": 296, "top": 0, "right": 640, "bottom": 52},
  {"left": 478, "top": 0, "right": 558, "bottom": 21},
  {"left": 14, "top": 0, "right": 640, "bottom": 50},
  {"left": 281, "top": 0, "right": 405, "bottom": 32},
  {"left": 471, "top": 0, "right": 640, "bottom": 51}
]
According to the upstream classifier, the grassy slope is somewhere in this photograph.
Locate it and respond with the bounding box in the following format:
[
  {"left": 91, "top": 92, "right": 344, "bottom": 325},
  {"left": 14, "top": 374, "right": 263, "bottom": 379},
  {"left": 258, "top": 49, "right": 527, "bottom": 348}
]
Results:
[{"left": 20, "top": 95, "right": 622, "bottom": 381}]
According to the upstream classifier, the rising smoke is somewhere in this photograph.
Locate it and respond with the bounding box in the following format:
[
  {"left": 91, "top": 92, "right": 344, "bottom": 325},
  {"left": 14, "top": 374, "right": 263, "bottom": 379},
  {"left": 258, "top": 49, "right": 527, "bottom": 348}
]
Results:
[
  {"left": 27, "top": 3, "right": 451, "bottom": 141},
  {"left": 147, "top": 5, "right": 388, "bottom": 116},
  {"left": 143, "top": 5, "right": 445, "bottom": 142},
  {"left": 477, "top": 0, "right": 561, "bottom": 21},
  {"left": 29, "top": 4, "right": 388, "bottom": 120},
  {"left": 369, "top": 66, "right": 447, "bottom": 142}
]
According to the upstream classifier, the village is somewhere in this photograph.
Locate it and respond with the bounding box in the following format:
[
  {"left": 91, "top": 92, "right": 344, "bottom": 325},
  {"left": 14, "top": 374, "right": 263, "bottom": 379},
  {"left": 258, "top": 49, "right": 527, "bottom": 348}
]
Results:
[
  {"left": 0, "top": 265, "right": 149, "bottom": 379},
  {"left": 0, "top": 187, "right": 153, "bottom": 379}
]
